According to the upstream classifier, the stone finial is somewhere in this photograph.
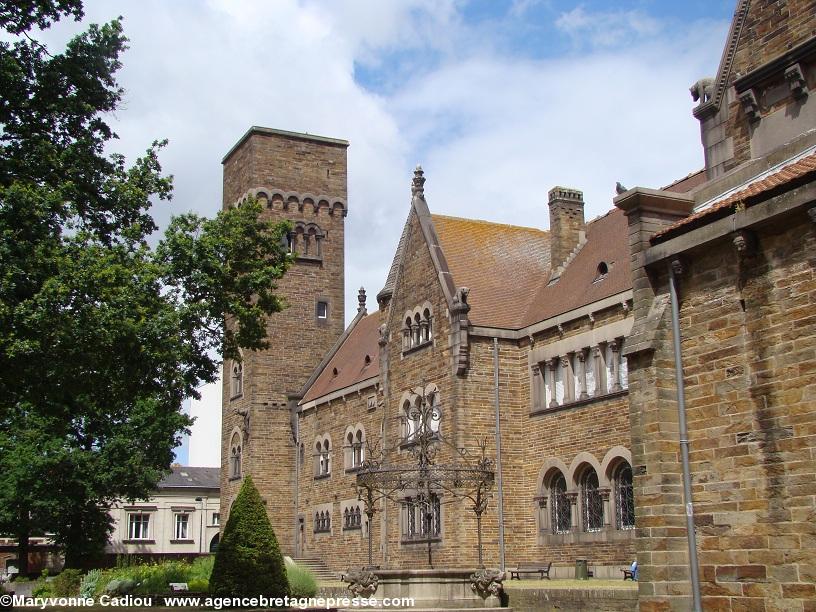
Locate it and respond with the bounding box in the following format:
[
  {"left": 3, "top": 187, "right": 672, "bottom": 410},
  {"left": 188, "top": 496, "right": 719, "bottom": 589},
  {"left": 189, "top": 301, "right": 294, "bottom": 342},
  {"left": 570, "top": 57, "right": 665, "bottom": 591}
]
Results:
[
  {"left": 358, "top": 287, "right": 366, "bottom": 313},
  {"left": 411, "top": 165, "right": 426, "bottom": 198}
]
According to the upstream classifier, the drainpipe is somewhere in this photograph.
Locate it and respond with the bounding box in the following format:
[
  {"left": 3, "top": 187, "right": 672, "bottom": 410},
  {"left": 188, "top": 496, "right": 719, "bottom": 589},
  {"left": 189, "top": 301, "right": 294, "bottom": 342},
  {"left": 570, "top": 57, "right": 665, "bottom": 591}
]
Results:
[
  {"left": 492, "top": 338, "right": 506, "bottom": 570},
  {"left": 667, "top": 259, "right": 702, "bottom": 612}
]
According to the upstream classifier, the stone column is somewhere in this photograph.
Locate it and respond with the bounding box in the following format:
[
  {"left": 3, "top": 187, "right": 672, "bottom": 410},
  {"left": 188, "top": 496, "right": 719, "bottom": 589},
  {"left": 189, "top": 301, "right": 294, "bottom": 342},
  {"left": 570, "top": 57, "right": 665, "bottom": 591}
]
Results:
[
  {"left": 562, "top": 356, "right": 574, "bottom": 403},
  {"left": 600, "top": 488, "right": 612, "bottom": 527},
  {"left": 592, "top": 346, "right": 603, "bottom": 396},
  {"left": 420, "top": 320, "right": 429, "bottom": 343},
  {"left": 577, "top": 350, "right": 589, "bottom": 400},
  {"left": 536, "top": 496, "right": 549, "bottom": 533},
  {"left": 566, "top": 492, "right": 579, "bottom": 532},
  {"left": 609, "top": 341, "right": 622, "bottom": 392},
  {"left": 548, "top": 358, "right": 559, "bottom": 407},
  {"left": 531, "top": 363, "right": 543, "bottom": 411}
]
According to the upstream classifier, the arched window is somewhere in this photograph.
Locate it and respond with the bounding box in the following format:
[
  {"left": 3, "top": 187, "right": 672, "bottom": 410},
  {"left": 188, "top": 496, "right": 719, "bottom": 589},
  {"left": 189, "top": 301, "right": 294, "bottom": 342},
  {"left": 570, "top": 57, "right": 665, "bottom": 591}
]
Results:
[
  {"left": 613, "top": 462, "right": 635, "bottom": 530},
  {"left": 299, "top": 443, "right": 305, "bottom": 472},
  {"left": 323, "top": 440, "right": 331, "bottom": 475},
  {"left": 353, "top": 430, "right": 363, "bottom": 467},
  {"left": 354, "top": 507, "right": 361, "bottom": 527},
  {"left": 429, "top": 392, "right": 441, "bottom": 434},
  {"left": 229, "top": 432, "right": 242, "bottom": 479},
  {"left": 344, "top": 508, "right": 350, "bottom": 528},
  {"left": 549, "top": 472, "right": 571, "bottom": 534},
  {"left": 403, "top": 400, "right": 419, "bottom": 440},
  {"left": 580, "top": 467, "right": 604, "bottom": 532},
  {"left": 315, "top": 442, "right": 323, "bottom": 476},
  {"left": 403, "top": 317, "right": 412, "bottom": 350},
  {"left": 413, "top": 313, "right": 421, "bottom": 346},
  {"left": 231, "top": 360, "right": 243, "bottom": 398},
  {"left": 421, "top": 308, "right": 432, "bottom": 342}
]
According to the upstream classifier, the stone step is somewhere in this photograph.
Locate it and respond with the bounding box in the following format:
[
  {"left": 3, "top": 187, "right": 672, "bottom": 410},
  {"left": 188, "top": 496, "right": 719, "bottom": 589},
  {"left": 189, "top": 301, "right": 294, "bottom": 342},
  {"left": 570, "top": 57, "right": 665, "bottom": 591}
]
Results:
[{"left": 292, "top": 557, "right": 338, "bottom": 580}]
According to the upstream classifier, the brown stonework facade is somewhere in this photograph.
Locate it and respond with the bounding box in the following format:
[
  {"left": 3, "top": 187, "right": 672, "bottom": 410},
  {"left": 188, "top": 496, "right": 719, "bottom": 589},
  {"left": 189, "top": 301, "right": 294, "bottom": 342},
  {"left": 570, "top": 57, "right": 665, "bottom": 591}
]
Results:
[
  {"left": 220, "top": 5, "right": 814, "bottom": 608},
  {"left": 619, "top": 1, "right": 816, "bottom": 609}
]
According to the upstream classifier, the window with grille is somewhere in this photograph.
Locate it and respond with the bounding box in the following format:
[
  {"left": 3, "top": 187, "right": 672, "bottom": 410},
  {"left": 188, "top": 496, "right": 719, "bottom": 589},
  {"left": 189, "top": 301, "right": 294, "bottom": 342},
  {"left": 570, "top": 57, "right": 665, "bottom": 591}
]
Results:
[
  {"left": 581, "top": 468, "right": 604, "bottom": 532},
  {"left": 174, "top": 514, "right": 189, "bottom": 540},
  {"left": 128, "top": 513, "right": 150, "bottom": 540},
  {"left": 614, "top": 463, "right": 635, "bottom": 530},
  {"left": 403, "top": 494, "right": 441, "bottom": 540},
  {"left": 549, "top": 474, "right": 571, "bottom": 534}
]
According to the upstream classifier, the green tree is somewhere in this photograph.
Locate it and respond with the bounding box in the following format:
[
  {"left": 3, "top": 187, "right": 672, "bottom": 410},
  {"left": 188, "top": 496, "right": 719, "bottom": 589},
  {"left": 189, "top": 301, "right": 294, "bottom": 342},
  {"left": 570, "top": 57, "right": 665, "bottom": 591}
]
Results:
[
  {"left": 0, "top": 1, "right": 292, "bottom": 570},
  {"left": 209, "top": 476, "right": 289, "bottom": 600}
]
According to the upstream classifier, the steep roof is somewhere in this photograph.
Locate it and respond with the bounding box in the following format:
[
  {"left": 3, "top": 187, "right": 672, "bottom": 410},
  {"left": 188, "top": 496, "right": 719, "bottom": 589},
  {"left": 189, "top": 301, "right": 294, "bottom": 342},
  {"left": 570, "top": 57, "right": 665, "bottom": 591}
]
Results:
[
  {"left": 431, "top": 215, "right": 551, "bottom": 329},
  {"left": 525, "top": 208, "right": 631, "bottom": 324},
  {"left": 663, "top": 169, "right": 706, "bottom": 193},
  {"left": 159, "top": 466, "right": 220, "bottom": 490},
  {"left": 652, "top": 150, "right": 816, "bottom": 244},
  {"left": 301, "top": 311, "right": 380, "bottom": 403}
]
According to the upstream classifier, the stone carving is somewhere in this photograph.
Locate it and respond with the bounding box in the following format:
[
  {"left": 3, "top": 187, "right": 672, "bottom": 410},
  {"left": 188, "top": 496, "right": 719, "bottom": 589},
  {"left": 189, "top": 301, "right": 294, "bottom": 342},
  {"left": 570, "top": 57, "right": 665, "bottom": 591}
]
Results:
[
  {"left": 670, "top": 257, "right": 684, "bottom": 277},
  {"left": 341, "top": 568, "right": 379, "bottom": 597},
  {"left": 738, "top": 89, "right": 760, "bottom": 123},
  {"left": 378, "top": 324, "right": 388, "bottom": 347},
  {"left": 451, "top": 287, "right": 471, "bottom": 376},
  {"left": 808, "top": 207, "right": 816, "bottom": 224},
  {"left": 236, "top": 407, "right": 250, "bottom": 440},
  {"left": 411, "top": 165, "right": 426, "bottom": 198},
  {"left": 785, "top": 63, "right": 808, "bottom": 100},
  {"left": 358, "top": 287, "right": 367, "bottom": 313},
  {"left": 470, "top": 568, "right": 506, "bottom": 599},
  {"left": 689, "top": 77, "right": 714, "bottom": 105},
  {"left": 732, "top": 230, "right": 756, "bottom": 257}
]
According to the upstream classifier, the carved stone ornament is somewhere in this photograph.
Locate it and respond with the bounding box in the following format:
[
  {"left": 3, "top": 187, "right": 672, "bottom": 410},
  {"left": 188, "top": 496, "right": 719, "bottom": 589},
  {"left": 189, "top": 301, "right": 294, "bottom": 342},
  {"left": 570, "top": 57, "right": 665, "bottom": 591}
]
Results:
[
  {"left": 670, "top": 257, "right": 684, "bottom": 277},
  {"left": 411, "top": 165, "right": 426, "bottom": 198},
  {"left": 738, "top": 89, "right": 760, "bottom": 123},
  {"left": 689, "top": 77, "right": 714, "bottom": 105},
  {"left": 378, "top": 323, "right": 388, "bottom": 347},
  {"left": 342, "top": 568, "right": 379, "bottom": 598},
  {"left": 470, "top": 568, "right": 506, "bottom": 599},
  {"left": 358, "top": 287, "right": 367, "bottom": 312},
  {"left": 785, "top": 63, "right": 808, "bottom": 100},
  {"left": 808, "top": 207, "right": 816, "bottom": 224},
  {"left": 235, "top": 407, "right": 250, "bottom": 440},
  {"left": 732, "top": 230, "right": 756, "bottom": 257}
]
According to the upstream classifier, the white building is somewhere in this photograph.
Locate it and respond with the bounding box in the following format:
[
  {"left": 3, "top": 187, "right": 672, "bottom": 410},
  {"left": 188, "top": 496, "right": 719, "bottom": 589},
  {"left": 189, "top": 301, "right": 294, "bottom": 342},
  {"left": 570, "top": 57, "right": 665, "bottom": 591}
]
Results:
[{"left": 107, "top": 466, "right": 220, "bottom": 558}]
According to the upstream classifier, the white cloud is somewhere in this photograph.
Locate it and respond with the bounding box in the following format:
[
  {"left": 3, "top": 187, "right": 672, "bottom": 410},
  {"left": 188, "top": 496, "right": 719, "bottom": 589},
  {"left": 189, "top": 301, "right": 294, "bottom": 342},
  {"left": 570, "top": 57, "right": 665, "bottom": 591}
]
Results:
[
  {"left": 189, "top": 378, "right": 222, "bottom": 468},
  {"left": 555, "top": 6, "right": 663, "bottom": 48},
  {"left": 44, "top": 1, "right": 728, "bottom": 467}
]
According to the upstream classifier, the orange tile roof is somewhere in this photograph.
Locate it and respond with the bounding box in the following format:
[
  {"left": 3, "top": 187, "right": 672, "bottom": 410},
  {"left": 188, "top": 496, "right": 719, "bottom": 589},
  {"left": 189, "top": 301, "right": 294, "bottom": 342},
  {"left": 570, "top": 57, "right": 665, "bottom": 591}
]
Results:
[
  {"left": 301, "top": 312, "right": 380, "bottom": 403},
  {"left": 651, "top": 152, "right": 816, "bottom": 244},
  {"left": 431, "top": 215, "right": 551, "bottom": 329},
  {"left": 525, "top": 208, "right": 632, "bottom": 324}
]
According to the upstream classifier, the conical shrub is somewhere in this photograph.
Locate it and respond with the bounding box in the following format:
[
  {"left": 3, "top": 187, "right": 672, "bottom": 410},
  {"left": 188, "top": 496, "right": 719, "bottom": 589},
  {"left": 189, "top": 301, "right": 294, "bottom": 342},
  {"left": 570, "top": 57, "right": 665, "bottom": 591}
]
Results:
[{"left": 209, "top": 475, "right": 290, "bottom": 599}]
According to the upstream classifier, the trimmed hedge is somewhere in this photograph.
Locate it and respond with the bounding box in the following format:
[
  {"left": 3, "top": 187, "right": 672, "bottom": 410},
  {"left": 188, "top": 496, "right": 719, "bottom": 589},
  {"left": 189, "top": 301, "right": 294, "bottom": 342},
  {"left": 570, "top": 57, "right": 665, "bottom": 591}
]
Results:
[{"left": 209, "top": 475, "right": 289, "bottom": 599}]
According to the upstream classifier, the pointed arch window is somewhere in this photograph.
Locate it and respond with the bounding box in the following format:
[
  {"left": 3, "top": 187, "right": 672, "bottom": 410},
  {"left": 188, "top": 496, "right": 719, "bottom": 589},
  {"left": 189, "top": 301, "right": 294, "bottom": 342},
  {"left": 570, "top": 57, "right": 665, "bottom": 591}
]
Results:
[
  {"left": 230, "top": 360, "right": 243, "bottom": 399},
  {"left": 614, "top": 462, "right": 635, "bottom": 530},
  {"left": 549, "top": 472, "right": 571, "bottom": 534},
  {"left": 229, "top": 432, "right": 242, "bottom": 479},
  {"left": 580, "top": 467, "right": 604, "bottom": 532}
]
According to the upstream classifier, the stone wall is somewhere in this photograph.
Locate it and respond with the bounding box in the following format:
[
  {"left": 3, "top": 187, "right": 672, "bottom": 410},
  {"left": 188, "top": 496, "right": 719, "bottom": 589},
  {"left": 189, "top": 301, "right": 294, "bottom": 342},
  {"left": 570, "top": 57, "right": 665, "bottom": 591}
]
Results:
[{"left": 220, "top": 128, "right": 348, "bottom": 555}]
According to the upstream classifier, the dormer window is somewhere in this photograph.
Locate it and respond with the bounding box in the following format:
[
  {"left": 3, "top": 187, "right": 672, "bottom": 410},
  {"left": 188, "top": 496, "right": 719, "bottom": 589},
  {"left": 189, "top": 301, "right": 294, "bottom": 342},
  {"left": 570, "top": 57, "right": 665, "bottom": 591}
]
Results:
[{"left": 594, "top": 262, "right": 609, "bottom": 282}]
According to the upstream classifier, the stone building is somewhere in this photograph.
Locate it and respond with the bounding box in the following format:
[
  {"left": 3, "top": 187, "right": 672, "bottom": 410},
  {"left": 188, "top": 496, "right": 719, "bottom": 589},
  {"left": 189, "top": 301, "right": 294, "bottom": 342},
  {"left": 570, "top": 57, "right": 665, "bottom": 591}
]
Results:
[
  {"left": 615, "top": 0, "right": 816, "bottom": 609},
  {"left": 219, "top": 126, "right": 641, "bottom": 577},
  {"left": 220, "top": 2, "right": 816, "bottom": 605}
]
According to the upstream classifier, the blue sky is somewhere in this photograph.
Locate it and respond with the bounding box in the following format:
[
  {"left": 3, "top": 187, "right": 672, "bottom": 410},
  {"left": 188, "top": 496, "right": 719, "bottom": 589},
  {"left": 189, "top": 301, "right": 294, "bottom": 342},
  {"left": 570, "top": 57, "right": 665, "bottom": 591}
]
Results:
[{"left": 40, "top": 0, "right": 738, "bottom": 466}]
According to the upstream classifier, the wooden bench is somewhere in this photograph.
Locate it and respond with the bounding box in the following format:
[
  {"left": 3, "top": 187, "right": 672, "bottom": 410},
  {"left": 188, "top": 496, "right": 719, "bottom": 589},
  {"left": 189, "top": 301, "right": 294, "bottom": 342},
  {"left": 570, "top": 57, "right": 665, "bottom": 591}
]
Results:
[
  {"left": 621, "top": 568, "right": 635, "bottom": 581},
  {"left": 510, "top": 561, "right": 552, "bottom": 580}
]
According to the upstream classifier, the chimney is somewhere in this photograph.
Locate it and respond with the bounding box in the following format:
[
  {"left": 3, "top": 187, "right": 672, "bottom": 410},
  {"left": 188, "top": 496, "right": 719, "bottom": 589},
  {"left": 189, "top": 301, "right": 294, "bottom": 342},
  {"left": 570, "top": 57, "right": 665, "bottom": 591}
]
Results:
[{"left": 548, "top": 186, "right": 586, "bottom": 269}]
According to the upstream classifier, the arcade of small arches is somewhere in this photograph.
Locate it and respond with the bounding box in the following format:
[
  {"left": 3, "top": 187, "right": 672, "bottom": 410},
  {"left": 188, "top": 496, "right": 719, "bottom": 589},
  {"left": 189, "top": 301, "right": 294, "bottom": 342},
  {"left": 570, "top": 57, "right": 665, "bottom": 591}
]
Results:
[
  {"left": 229, "top": 357, "right": 243, "bottom": 399},
  {"left": 228, "top": 430, "right": 243, "bottom": 480},
  {"left": 234, "top": 187, "right": 348, "bottom": 217},
  {"left": 343, "top": 424, "right": 366, "bottom": 471},
  {"left": 399, "top": 385, "right": 441, "bottom": 441},
  {"left": 314, "top": 435, "right": 332, "bottom": 478},
  {"left": 288, "top": 221, "right": 325, "bottom": 260},
  {"left": 535, "top": 447, "right": 634, "bottom": 543},
  {"left": 402, "top": 302, "right": 434, "bottom": 352}
]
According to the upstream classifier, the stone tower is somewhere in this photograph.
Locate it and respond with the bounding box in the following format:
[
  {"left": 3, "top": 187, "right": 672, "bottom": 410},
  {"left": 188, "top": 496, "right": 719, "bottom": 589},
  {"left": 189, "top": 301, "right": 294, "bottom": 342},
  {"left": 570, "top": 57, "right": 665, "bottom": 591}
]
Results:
[{"left": 220, "top": 127, "right": 348, "bottom": 554}]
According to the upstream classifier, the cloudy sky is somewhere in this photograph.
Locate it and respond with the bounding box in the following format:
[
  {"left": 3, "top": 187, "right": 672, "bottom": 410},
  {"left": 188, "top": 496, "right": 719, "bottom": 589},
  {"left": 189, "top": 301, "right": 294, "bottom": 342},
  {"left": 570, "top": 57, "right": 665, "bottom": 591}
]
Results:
[{"left": 43, "top": 0, "right": 735, "bottom": 467}]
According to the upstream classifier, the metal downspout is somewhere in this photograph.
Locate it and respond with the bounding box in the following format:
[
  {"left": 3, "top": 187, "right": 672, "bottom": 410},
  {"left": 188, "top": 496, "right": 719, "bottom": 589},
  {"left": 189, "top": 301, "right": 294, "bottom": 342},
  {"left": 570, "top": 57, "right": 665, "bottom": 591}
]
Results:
[
  {"left": 668, "top": 260, "right": 702, "bottom": 612},
  {"left": 492, "top": 337, "right": 506, "bottom": 570}
]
